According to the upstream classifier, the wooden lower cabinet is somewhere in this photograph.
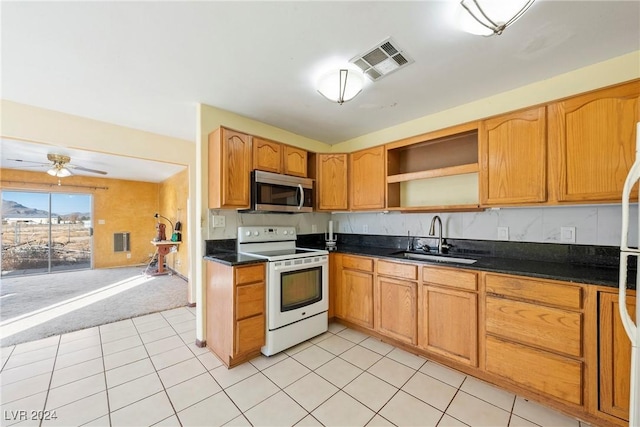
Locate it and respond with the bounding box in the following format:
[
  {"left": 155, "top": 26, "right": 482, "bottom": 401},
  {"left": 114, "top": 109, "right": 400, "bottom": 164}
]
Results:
[
  {"left": 420, "top": 284, "right": 478, "bottom": 366},
  {"left": 376, "top": 276, "right": 417, "bottom": 345},
  {"left": 484, "top": 273, "right": 585, "bottom": 406},
  {"left": 335, "top": 254, "right": 374, "bottom": 329},
  {"left": 599, "top": 291, "right": 636, "bottom": 422},
  {"left": 329, "top": 255, "right": 630, "bottom": 426},
  {"left": 419, "top": 267, "right": 478, "bottom": 366},
  {"left": 206, "top": 261, "right": 265, "bottom": 368}
]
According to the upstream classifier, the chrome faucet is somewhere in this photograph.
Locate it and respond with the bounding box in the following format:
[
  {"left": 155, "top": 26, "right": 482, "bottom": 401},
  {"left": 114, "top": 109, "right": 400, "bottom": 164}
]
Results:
[{"left": 429, "top": 216, "right": 443, "bottom": 254}]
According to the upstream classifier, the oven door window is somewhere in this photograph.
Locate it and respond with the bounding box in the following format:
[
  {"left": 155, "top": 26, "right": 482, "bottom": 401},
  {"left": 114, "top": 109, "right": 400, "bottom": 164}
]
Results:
[{"left": 280, "top": 266, "right": 322, "bottom": 312}]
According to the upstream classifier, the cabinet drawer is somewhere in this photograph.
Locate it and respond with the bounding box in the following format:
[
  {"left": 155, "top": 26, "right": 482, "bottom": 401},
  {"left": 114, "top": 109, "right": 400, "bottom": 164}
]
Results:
[
  {"left": 423, "top": 267, "right": 477, "bottom": 291},
  {"left": 235, "top": 315, "right": 264, "bottom": 356},
  {"left": 485, "top": 336, "right": 582, "bottom": 405},
  {"left": 486, "top": 296, "right": 582, "bottom": 357},
  {"left": 485, "top": 274, "right": 582, "bottom": 310},
  {"left": 236, "top": 282, "right": 264, "bottom": 320},
  {"left": 235, "top": 264, "right": 265, "bottom": 285},
  {"left": 378, "top": 260, "right": 418, "bottom": 280},
  {"left": 342, "top": 255, "right": 374, "bottom": 272}
]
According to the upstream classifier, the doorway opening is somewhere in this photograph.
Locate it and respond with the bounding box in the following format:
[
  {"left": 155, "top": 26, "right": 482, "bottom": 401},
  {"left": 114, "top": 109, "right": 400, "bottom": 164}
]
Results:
[{"left": 1, "top": 190, "right": 93, "bottom": 277}]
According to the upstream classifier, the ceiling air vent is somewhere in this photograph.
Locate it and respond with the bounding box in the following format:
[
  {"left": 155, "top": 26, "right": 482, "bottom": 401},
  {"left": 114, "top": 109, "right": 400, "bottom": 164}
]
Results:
[{"left": 350, "top": 37, "right": 414, "bottom": 81}]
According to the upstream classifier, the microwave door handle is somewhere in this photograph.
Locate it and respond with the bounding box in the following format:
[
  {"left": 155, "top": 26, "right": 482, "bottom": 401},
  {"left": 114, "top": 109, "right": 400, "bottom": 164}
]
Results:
[{"left": 297, "top": 184, "right": 304, "bottom": 210}]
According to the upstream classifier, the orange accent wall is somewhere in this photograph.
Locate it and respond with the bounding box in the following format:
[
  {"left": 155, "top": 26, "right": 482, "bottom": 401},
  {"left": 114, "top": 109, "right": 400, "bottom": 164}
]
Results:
[
  {"left": 158, "top": 169, "right": 189, "bottom": 281},
  {"left": 1, "top": 168, "right": 160, "bottom": 269}
]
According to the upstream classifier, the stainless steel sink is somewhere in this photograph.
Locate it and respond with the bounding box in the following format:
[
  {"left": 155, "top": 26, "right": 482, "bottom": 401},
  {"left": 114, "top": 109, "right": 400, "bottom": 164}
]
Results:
[{"left": 394, "top": 252, "right": 478, "bottom": 264}]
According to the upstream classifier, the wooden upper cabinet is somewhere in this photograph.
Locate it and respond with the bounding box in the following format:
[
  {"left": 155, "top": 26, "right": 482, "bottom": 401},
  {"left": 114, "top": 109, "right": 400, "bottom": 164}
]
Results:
[
  {"left": 283, "top": 145, "right": 308, "bottom": 177},
  {"left": 253, "top": 137, "right": 282, "bottom": 174},
  {"left": 480, "top": 107, "right": 547, "bottom": 205},
  {"left": 253, "top": 137, "right": 308, "bottom": 177},
  {"left": 350, "top": 146, "right": 386, "bottom": 210},
  {"left": 209, "top": 127, "right": 252, "bottom": 209},
  {"left": 316, "top": 153, "right": 348, "bottom": 211},
  {"left": 548, "top": 81, "right": 640, "bottom": 203}
]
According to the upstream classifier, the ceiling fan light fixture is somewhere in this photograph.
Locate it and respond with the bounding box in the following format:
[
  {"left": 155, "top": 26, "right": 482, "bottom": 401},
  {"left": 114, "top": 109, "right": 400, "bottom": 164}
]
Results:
[
  {"left": 317, "top": 68, "right": 364, "bottom": 105},
  {"left": 47, "top": 165, "right": 72, "bottom": 177},
  {"left": 459, "top": 0, "right": 535, "bottom": 36}
]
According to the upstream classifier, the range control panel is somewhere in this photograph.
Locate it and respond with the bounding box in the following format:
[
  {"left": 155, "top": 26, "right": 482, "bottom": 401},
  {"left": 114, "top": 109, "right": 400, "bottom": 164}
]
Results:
[{"left": 237, "top": 226, "right": 297, "bottom": 243}]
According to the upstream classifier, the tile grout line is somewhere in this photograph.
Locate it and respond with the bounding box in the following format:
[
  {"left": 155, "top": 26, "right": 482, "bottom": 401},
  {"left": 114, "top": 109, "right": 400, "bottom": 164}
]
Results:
[
  {"left": 97, "top": 324, "right": 113, "bottom": 427},
  {"left": 38, "top": 334, "right": 61, "bottom": 427}
]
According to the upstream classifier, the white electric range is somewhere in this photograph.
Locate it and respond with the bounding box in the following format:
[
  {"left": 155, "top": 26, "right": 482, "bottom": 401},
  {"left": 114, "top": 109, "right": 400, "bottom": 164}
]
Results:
[{"left": 237, "top": 226, "right": 329, "bottom": 356}]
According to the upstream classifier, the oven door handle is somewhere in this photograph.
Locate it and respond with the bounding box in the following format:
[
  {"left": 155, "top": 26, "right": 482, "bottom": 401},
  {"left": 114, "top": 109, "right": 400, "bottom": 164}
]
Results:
[{"left": 297, "top": 184, "right": 304, "bottom": 210}]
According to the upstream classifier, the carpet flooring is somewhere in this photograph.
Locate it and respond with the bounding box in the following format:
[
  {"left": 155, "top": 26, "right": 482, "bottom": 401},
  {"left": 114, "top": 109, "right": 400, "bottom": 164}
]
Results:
[{"left": 0, "top": 267, "right": 188, "bottom": 347}]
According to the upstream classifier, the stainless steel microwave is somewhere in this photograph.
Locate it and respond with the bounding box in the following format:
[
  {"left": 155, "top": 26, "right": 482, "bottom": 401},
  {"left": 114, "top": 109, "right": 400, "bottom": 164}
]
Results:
[{"left": 249, "top": 170, "right": 313, "bottom": 213}]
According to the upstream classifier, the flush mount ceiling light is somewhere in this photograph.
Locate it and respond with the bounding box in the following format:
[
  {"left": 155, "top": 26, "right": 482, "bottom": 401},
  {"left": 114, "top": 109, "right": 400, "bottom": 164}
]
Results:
[
  {"left": 317, "top": 68, "right": 364, "bottom": 105},
  {"left": 459, "top": 0, "right": 535, "bottom": 36}
]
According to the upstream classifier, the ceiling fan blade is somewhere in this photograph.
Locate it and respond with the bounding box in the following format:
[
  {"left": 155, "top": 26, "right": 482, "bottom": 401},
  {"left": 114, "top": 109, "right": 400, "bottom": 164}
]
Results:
[
  {"left": 67, "top": 164, "right": 108, "bottom": 175},
  {"left": 7, "top": 158, "right": 50, "bottom": 166}
]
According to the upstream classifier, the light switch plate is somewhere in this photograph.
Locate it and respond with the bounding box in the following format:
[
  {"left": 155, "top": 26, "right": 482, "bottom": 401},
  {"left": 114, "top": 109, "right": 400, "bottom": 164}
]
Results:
[
  {"left": 363, "top": 224, "right": 369, "bottom": 233},
  {"left": 561, "top": 226, "right": 576, "bottom": 243},
  {"left": 497, "top": 226, "right": 509, "bottom": 240}
]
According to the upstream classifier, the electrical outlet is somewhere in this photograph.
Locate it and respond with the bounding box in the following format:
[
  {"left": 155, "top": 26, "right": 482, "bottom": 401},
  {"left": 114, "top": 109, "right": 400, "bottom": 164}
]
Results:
[
  {"left": 212, "top": 215, "right": 225, "bottom": 228},
  {"left": 363, "top": 224, "right": 369, "bottom": 233},
  {"left": 126, "top": 253, "right": 131, "bottom": 259},
  {"left": 311, "top": 224, "right": 318, "bottom": 233},
  {"left": 497, "top": 226, "right": 509, "bottom": 240},
  {"left": 561, "top": 226, "right": 576, "bottom": 243}
]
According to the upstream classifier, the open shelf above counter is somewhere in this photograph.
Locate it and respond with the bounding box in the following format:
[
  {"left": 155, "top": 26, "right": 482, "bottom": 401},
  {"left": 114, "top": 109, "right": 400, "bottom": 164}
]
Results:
[{"left": 386, "top": 124, "right": 481, "bottom": 211}]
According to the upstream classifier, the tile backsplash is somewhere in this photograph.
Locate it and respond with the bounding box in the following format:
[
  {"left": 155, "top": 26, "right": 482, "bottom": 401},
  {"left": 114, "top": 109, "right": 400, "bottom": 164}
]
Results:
[{"left": 208, "top": 204, "right": 637, "bottom": 247}]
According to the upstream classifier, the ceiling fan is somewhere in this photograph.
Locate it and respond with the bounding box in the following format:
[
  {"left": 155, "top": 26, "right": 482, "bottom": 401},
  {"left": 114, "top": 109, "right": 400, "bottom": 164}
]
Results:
[{"left": 8, "top": 153, "right": 108, "bottom": 177}]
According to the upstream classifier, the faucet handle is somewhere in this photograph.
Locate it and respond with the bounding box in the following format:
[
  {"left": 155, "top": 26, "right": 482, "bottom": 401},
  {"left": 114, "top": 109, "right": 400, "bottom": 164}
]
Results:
[{"left": 440, "top": 239, "right": 452, "bottom": 254}]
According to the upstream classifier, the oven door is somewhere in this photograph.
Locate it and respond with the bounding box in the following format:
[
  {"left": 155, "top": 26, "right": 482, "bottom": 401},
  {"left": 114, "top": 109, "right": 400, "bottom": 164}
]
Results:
[{"left": 267, "top": 255, "right": 328, "bottom": 330}]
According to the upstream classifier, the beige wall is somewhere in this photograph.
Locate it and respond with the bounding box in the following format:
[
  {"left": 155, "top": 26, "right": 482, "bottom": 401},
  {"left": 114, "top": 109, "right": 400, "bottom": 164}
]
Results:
[
  {"left": 159, "top": 168, "right": 189, "bottom": 280},
  {"left": 1, "top": 101, "right": 197, "bottom": 303},
  {"left": 1, "top": 168, "right": 160, "bottom": 269}
]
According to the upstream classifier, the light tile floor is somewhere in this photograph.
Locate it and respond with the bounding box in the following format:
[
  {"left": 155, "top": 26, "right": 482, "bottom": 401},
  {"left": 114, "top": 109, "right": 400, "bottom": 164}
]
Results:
[{"left": 0, "top": 308, "right": 592, "bottom": 427}]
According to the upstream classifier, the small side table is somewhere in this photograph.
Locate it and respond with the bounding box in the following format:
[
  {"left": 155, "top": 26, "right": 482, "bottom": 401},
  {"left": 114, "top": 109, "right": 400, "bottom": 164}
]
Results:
[{"left": 146, "top": 240, "right": 181, "bottom": 276}]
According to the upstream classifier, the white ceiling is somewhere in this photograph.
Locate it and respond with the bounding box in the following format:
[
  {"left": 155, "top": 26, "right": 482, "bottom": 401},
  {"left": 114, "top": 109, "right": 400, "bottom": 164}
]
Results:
[
  {"left": 0, "top": 138, "right": 186, "bottom": 183},
  {"left": 1, "top": 1, "right": 640, "bottom": 178}
]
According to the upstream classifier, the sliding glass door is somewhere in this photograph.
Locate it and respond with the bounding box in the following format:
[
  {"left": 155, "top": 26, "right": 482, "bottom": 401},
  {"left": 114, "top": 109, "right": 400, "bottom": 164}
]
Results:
[{"left": 1, "top": 190, "right": 93, "bottom": 276}]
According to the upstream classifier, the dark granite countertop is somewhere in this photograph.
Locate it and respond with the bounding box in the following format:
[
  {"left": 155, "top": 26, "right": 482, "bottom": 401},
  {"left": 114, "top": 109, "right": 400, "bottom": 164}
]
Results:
[
  {"left": 203, "top": 251, "right": 265, "bottom": 266},
  {"left": 332, "top": 244, "right": 627, "bottom": 289},
  {"left": 204, "top": 234, "right": 635, "bottom": 289}
]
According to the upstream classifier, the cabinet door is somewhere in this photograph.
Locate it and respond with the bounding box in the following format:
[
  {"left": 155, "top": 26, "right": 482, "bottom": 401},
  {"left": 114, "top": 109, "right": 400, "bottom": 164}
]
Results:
[
  {"left": 317, "top": 154, "right": 348, "bottom": 211},
  {"left": 253, "top": 137, "right": 282, "bottom": 174},
  {"left": 350, "top": 146, "right": 385, "bottom": 210},
  {"left": 599, "top": 292, "right": 635, "bottom": 421},
  {"left": 480, "top": 107, "right": 547, "bottom": 205},
  {"left": 548, "top": 81, "right": 640, "bottom": 203},
  {"left": 419, "top": 284, "right": 478, "bottom": 366},
  {"left": 376, "top": 276, "right": 417, "bottom": 344},
  {"left": 209, "top": 128, "right": 252, "bottom": 209},
  {"left": 283, "top": 145, "right": 308, "bottom": 177},
  {"left": 340, "top": 269, "right": 374, "bottom": 329}
]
